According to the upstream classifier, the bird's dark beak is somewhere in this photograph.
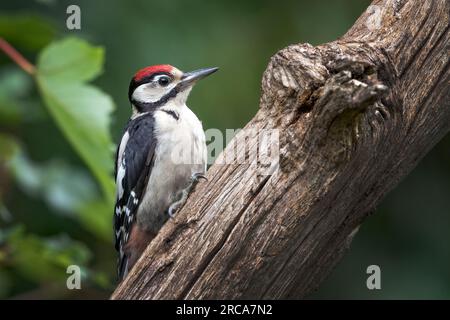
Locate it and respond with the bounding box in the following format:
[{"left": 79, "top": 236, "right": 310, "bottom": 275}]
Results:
[{"left": 180, "top": 67, "right": 219, "bottom": 87}]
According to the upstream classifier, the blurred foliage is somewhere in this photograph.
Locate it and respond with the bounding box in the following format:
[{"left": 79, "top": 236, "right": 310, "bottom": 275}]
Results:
[
  {"left": 2, "top": 226, "right": 90, "bottom": 283},
  {"left": 36, "top": 37, "right": 115, "bottom": 240},
  {"left": 0, "top": 9, "right": 114, "bottom": 298},
  {"left": 37, "top": 38, "right": 115, "bottom": 201},
  {"left": 0, "top": 0, "right": 448, "bottom": 299},
  {"left": 0, "top": 14, "right": 55, "bottom": 52}
]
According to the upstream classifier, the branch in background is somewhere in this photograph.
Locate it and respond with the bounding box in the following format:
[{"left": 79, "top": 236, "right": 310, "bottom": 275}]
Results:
[{"left": 0, "top": 37, "right": 35, "bottom": 75}]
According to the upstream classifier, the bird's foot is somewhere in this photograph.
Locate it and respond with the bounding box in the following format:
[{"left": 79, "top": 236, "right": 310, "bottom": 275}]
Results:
[
  {"left": 167, "top": 204, "right": 179, "bottom": 218},
  {"left": 191, "top": 172, "right": 208, "bottom": 183},
  {"left": 167, "top": 173, "right": 207, "bottom": 218},
  {"left": 167, "top": 187, "right": 190, "bottom": 218}
]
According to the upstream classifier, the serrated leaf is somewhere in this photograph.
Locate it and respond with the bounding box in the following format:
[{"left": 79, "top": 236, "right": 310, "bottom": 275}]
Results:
[
  {"left": 36, "top": 38, "right": 115, "bottom": 202},
  {"left": 37, "top": 37, "right": 104, "bottom": 82}
]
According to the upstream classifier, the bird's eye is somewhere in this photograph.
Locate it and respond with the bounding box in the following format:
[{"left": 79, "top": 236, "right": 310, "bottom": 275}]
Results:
[{"left": 158, "top": 76, "right": 170, "bottom": 87}]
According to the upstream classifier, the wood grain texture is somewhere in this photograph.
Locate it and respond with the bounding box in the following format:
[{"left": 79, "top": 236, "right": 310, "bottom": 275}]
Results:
[{"left": 112, "top": 0, "right": 450, "bottom": 299}]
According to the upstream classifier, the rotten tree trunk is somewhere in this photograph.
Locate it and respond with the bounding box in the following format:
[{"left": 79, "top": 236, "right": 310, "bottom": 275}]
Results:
[{"left": 112, "top": 0, "right": 449, "bottom": 299}]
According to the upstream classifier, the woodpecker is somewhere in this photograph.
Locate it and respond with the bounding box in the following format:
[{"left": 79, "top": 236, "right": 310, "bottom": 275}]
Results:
[{"left": 114, "top": 64, "right": 218, "bottom": 280}]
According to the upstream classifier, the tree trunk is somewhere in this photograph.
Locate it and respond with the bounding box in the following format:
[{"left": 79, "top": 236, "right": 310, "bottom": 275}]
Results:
[{"left": 112, "top": 0, "right": 450, "bottom": 299}]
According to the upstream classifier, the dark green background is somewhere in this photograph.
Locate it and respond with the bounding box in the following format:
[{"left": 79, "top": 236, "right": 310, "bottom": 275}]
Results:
[{"left": 0, "top": 0, "right": 449, "bottom": 299}]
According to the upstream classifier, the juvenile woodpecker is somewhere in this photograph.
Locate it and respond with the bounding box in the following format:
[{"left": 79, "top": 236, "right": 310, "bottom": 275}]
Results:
[{"left": 114, "top": 64, "right": 218, "bottom": 280}]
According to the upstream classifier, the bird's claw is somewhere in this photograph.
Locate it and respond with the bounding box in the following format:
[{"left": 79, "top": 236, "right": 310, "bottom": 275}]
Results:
[
  {"left": 192, "top": 172, "right": 208, "bottom": 182},
  {"left": 167, "top": 205, "right": 178, "bottom": 218},
  {"left": 167, "top": 173, "right": 207, "bottom": 219}
]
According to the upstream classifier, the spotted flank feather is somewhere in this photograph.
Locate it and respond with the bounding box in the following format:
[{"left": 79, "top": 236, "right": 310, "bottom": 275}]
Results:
[{"left": 114, "top": 113, "right": 156, "bottom": 280}]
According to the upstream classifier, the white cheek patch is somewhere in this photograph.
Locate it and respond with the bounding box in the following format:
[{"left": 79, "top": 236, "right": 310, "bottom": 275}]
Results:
[
  {"left": 173, "top": 86, "right": 192, "bottom": 105},
  {"left": 132, "top": 82, "right": 176, "bottom": 103}
]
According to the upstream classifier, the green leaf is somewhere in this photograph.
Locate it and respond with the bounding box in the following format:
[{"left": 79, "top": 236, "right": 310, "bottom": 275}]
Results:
[
  {"left": 37, "top": 37, "right": 104, "bottom": 82},
  {"left": 36, "top": 37, "right": 115, "bottom": 203}
]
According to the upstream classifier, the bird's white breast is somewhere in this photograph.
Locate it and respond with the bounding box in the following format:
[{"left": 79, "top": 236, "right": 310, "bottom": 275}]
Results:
[
  {"left": 137, "top": 104, "right": 206, "bottom": 232},
  {"left": 155, "top": 106, "right": 206, "bottom": 166}
]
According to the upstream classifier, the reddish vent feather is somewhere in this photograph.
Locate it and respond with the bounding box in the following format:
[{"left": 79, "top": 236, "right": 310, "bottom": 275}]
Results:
[{"left": 133, "top": 65, "right": 173, "bottom": 81}]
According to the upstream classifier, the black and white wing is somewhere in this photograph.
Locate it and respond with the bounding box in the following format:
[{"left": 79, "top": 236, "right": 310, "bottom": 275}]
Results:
[{"left": 114, "top": 113, "right": 156, "bottom": 280}]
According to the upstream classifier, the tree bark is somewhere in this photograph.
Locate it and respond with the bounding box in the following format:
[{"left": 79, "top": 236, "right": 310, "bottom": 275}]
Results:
[{"left": 112, "top": 0, "right": 450, "bottom": 299}]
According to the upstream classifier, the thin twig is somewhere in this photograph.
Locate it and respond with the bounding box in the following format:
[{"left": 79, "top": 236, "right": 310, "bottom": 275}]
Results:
[{"left": 0, "top": 37, "right": 36, "bottom": 75}]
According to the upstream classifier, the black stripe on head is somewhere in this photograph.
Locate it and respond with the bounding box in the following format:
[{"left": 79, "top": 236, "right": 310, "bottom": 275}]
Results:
[
  {"left": 128, "top": 72, "right": 174, "bottom": 103},
  {"left": 161, "top": 109, "right": 180, "bottom": 120},
  {"left": 131, "top": 83, "right": 181, "bottom": 112}
]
